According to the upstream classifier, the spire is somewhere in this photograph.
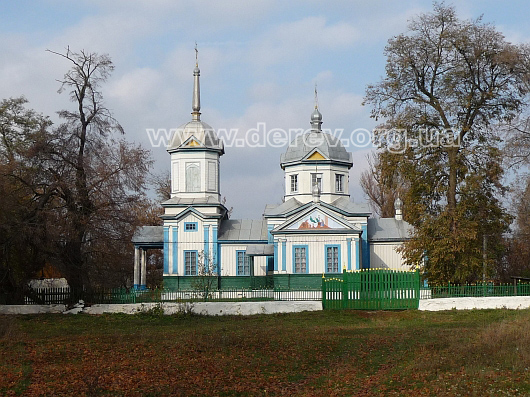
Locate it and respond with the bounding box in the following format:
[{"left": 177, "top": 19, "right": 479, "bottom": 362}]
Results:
[
  {"left": 191, "top": 42, "right": 201, "bottom": 121},
  {"left": 310, "top": 84, "right": 322, "bottom": 132}
]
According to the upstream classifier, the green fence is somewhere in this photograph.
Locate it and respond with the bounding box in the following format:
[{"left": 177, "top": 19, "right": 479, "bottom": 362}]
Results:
[
  {"left": 421, "top": 282, "right": 530, "bottom": 299},
  {"left": 21, "top": 286, "right": 322, "bottom": 305},
  {"left": 322, "top": 269, "right": 421, "bottom": 310}
]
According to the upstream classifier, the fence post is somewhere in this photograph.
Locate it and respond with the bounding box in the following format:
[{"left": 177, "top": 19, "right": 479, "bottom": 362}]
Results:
[
  {"left": 342, "top": 268, "right": 348, "bottom": 309},
  {"left": 322, "top": 274, "right": 326, "bottom": 309}
]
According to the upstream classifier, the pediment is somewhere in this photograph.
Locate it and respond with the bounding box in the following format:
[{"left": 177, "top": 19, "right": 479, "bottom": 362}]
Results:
[
  {"left": 276, "top": 205, "right": 359, "bottom": 232},
  {"left": 303, "top": 148, "right": 328, "bottom": 161},
  {"left": 182, "top": 135, "right": 203, "bottom": 148}
]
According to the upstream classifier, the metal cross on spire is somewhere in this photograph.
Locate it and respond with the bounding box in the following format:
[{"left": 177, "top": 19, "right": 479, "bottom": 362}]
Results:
[
  {"left": 195, "top": 41, "right": 198, "bottom": 66},
  {"left": 314, "top": 83, "right": 319, "bottom": 109}
]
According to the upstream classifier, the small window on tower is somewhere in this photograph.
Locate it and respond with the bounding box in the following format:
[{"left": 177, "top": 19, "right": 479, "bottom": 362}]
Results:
[
  {"left": 290, "top": 174, "right": 298, "bottom": 193},
  {"left": 335, "top": 174, "right": 344, "bottom": 193},
  {"left": 311, "top": 173, "right": 322, "bottom": 191}
]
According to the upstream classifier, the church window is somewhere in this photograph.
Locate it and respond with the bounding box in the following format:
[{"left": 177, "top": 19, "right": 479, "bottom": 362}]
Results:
[
  {"left": 236, "top": 250, "right": 250, "bottom": 275},
  {"left": 184, "top": 222, "right": 198, "bottom": 232},
  {"left": 290, "top": 174, "right": 298, "bottom": 193},
  {"left": 311, "top": 173, "right": 322, "bottom": 191},
  {"left": 293, "top": 245, "right": 308, "bottom": 273},
  {"left": 186, "top": 162, "right": 200, "bottom": 192},
  {"left": 326, "top": 245, "right": 340, "bottom": 273},
  {"left": 335, "top": 174, "right": 344, "bottom": 193},
  {"left": 184, "top": 250, "right": 198, "bottom": 275}
]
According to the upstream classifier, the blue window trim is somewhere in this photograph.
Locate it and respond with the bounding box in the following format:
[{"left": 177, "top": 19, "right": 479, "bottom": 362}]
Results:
[
  {"left": 184, "top": 222, "right": 198, "bottom": 232},
  {"left": 292, "top": 245, "right": 309, "bottom": 274},
  {"left": 325, "top": 244, "right": 341, "bottom": 273},
  {"left": 183, "top": 250, "right": 198, "bottom": 275},
  {"left": 236, "top": 250, "right": 250, "bottom": 276}
]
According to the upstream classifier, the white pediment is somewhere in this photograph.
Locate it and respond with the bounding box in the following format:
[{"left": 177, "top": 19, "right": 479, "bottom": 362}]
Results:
[{"left": 276, "top": 206, "right": 359, "bottom": 232}]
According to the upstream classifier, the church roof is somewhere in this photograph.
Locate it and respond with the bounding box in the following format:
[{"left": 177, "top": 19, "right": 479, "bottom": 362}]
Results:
[
  {"left": 367, "top": 218, "right": 413, "bottom": 242},
  {"left": 162, "top": 196, "right": 222, "bottom": 207},
  {"left": 325, "top": 197, "right": 372, "bottom": 216},
  {"left": 167, "top": 120, "right": 224, "bottom": 153},
  {"left": 263, "top": 198, "right": 304, "bottom": 217},
  {"left": 132, "top": 226, "right": 163, "bottom": 244},
  {"left": 280, "top": 131, "right": 353, "bottom": 168},
  {"left": 218, "top": 219, "right": 268, "bottom": 241},
  {"left": 264, "top": 197, "right": 372, "bottom": 218}
]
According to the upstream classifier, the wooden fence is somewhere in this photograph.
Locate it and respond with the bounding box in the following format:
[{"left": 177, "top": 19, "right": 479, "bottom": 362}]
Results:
[{"left": 322, "top": 269, "right": 421, "bottom": 310}]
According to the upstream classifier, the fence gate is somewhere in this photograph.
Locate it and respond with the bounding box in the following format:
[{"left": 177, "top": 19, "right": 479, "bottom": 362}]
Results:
[{"left": 322, "top": 269, "right": 420, "bottom": 310}]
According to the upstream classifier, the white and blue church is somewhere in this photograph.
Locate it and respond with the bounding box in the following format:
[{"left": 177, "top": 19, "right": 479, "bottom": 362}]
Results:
[{"left": 132, "top": 58, "right": 413, "bottom": 289}]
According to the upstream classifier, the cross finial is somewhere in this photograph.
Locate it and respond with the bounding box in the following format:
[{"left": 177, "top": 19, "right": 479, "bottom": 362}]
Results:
[
  {"left": 314, "top": 83, "right": 319, "bottom": 109},
  {"left": 195, "top": 42, "right": 198, "bottom": 66}
]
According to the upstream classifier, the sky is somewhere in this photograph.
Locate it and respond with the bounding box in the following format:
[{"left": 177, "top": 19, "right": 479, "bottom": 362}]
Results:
[{"left": 1, "top": 0, "right": 530, "bottom": 219}]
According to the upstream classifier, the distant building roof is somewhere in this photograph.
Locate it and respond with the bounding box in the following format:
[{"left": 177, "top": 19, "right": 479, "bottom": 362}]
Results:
[
  {"left": 367, "top": 218, "right": 413, "bottom": 242},
  {"left": 218, "top": 219, "right": 268, "bottom": 241}
]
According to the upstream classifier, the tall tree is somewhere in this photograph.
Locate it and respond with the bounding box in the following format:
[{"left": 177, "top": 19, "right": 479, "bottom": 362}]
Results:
[
  {"left": 0, "top": 97, "right": 53, "bottom": 303},
  {"left": 363, "top": 3, "right": 529, "bottom": 284},
  {"left": 43, "top": 48, "right": 153, "bottom": 291}
]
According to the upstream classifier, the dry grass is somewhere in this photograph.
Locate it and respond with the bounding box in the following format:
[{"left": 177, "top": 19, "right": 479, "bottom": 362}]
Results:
[{"left": 1, "top": 310, "right": 529, "bottom": 396}]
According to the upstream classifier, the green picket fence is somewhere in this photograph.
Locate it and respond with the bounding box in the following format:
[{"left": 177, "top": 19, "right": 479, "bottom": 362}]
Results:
[
  {"left": 322, "top": 269, "right": 421, "bottom": 310},
  {"left": 421, "top": 282, "right": 530, "bottom": 299},
  {"left": 21, "top": 286, "right": 322, "bottom": 305}
]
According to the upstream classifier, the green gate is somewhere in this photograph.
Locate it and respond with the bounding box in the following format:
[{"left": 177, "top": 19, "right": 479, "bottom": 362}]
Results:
[{"left": 322, "top": 269, "right": 420, "bottom": 310}]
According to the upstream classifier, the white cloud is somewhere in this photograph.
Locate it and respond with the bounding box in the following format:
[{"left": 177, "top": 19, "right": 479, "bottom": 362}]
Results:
[{"left": 248, "top": 17, "right": 360, "bottom": 70}]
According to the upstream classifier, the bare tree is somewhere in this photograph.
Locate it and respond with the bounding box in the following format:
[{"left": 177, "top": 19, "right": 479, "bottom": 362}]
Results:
[{"left": 44, "top": 48, "right": 153, "bottom": 291}]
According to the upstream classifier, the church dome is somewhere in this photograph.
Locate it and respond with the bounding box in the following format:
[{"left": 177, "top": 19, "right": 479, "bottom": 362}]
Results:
[
  {"left": 167, "top": 120, "right": 224, "bottom": 153},
  {"left": 280, "top": 107, "right": 352, "bottom": 169}
]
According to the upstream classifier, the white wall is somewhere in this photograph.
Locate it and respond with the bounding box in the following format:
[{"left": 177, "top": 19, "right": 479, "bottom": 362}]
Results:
[{"left": 370, "top": 242, "right": 410, "bottom": 270}]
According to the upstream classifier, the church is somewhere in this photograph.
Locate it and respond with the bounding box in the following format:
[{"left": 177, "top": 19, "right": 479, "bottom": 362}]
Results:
[{"left": 132, "top": 57, "right": 413, "bottom": 289}]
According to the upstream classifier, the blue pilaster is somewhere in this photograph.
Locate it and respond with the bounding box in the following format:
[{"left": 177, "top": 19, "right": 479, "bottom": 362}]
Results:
[
  {"left": 204, "top": 225, "right": 210, "bottom": 267},
  {"left": 361, "top": 224, "right": 370, "bottom": 269},
  {"left": 281, "top": 240, "right": 286, "bottom": 272},
  {"left": 347, "top": 238, "right": 352, "bottom": 271},
  {"left": 163, "top": 226, "right": 170, "bottom": 274},
  {"left": 355, "top": 237, "right": 361, "bottom": 270},
  {"left": 274, "top": 240, "right": 278, "bottom": 271},
  {"left": 172, "top": 226, "right": 178, "bottom": 274},
  {"left": 213, "top": 226, "right": 219, "bottom": 275}
]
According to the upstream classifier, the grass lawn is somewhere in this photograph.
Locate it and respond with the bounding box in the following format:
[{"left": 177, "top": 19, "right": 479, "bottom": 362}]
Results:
[{"left": 1, "top": 309, "right": 529, "bottom": 396}]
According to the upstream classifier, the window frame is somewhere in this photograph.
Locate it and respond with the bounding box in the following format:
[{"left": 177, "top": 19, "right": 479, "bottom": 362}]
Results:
[
  {"left": 335, "top": 174, "right": 344, "bottom": 193},
  {"left": 325, "top": 244, "right": 341, "bottom": 273},
  {"left": 290, "top": 174, "right": 298, "bottom": 193},
  {"left": 236, "top": 250, "right": 251, "bottom": 276},
  {"left": 184, "top": 222, "right": 198, "bottom": 232},
  {"left": 292, "top": 245, "right": 309, "bottom": 274},
  {"left": 184, "top": 250, "right": 198, "bottom": 276},
  {"left": 311, "top": 173, "right": 322, "bottom": 191}
]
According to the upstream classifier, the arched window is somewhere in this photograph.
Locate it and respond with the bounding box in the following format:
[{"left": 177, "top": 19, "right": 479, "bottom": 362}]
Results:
[{"left": 186, "top": 163, "right": 200, "bottom": 192}]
